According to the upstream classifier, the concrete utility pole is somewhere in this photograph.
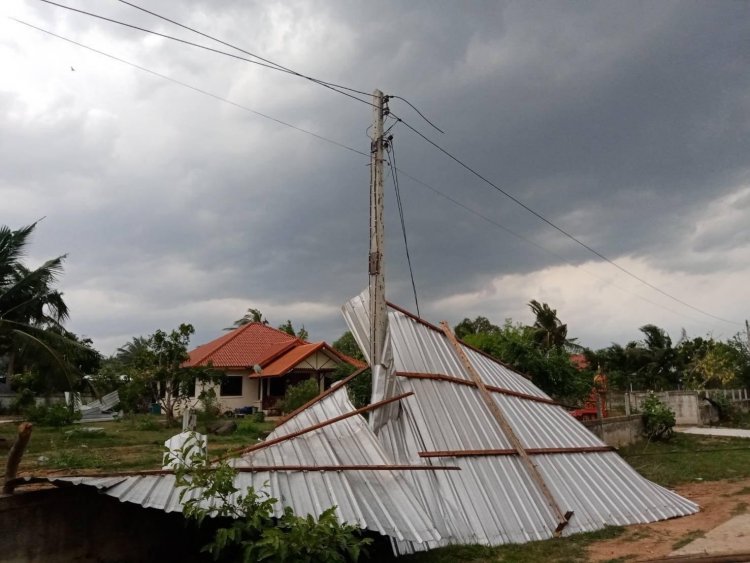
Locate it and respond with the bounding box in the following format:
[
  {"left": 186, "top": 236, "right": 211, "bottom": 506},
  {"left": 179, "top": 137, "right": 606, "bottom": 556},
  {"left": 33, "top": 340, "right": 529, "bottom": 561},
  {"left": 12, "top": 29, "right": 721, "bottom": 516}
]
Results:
[{"left": 369, "top": 89, "right": 387, "bottom": 374}]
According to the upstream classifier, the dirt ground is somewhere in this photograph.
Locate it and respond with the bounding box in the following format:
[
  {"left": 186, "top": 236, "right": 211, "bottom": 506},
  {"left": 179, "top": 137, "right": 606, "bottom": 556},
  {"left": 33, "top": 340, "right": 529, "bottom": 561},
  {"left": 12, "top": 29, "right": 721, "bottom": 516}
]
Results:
[{"left": 587, "top": 478, "right": 750, "bottom": 562}]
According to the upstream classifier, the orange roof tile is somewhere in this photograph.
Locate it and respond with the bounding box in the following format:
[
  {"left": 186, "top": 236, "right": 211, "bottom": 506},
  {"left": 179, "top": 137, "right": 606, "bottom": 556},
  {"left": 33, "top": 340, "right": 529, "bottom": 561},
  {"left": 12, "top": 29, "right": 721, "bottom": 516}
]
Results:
[
  {"left": 260, "top": 342, "right": 327, "bottom": 377},
  {"left": 259, "top": 342, "right": 366, "bottom": 377},
  {"left": 184, "top": 323, "right": 298, "bottom": 369}
]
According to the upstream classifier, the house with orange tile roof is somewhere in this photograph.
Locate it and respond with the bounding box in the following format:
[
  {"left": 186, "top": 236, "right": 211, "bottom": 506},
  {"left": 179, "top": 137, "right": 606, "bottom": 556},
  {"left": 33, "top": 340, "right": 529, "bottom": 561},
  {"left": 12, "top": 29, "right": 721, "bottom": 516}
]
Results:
[{"left": 184, "top": 322, "right": 365, "bottom": 414}]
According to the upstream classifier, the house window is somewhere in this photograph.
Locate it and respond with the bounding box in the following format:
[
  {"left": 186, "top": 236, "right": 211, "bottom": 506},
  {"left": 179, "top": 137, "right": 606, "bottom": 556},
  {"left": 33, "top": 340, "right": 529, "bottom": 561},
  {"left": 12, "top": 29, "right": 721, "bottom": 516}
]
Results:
[{"left": 220, "top": 375, "right": 243, "bottom": 397}]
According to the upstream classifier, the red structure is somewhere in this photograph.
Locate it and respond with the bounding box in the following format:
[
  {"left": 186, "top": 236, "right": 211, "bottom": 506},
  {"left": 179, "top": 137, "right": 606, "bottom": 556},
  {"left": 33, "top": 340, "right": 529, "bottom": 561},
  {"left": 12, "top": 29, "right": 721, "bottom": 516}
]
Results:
[{"left": 571, "top": 371, "right": 608, "bottom": 421}]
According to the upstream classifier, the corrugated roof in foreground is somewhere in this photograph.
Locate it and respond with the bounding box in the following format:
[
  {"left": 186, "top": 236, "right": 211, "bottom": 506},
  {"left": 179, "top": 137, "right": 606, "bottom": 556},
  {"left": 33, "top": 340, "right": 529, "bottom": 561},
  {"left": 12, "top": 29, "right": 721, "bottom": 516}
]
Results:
[
  {"left": 342, "top": 290, "right": 699, "bottom": 554},
  {"left": 41, "top": 382, "right": 441, "bottom": 545}
]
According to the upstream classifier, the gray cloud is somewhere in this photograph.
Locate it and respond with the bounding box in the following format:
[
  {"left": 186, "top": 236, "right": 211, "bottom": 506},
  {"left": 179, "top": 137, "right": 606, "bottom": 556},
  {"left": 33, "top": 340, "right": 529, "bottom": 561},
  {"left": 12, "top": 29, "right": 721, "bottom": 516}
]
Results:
[{"left": 2, "top": 0, "right": 749, "bottom": 352}]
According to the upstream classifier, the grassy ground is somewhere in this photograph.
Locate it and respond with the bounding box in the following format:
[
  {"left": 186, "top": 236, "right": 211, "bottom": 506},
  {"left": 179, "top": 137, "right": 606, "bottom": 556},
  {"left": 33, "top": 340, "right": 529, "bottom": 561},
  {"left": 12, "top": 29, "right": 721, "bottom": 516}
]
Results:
[
  {"left": 619, "top": 432, "right": 750, "bottom": 487},
  {"left": 394, "top": 433, "right": 750, "bottom": 562},
  {"left": 6, "top": 416, "right": 750, "bottom": 561},
  {"left": 396, "top": 527, "right": 626, "bottom": 563},
  {"left": 0, "top": 414, "right": 276, "bottom": 473}
]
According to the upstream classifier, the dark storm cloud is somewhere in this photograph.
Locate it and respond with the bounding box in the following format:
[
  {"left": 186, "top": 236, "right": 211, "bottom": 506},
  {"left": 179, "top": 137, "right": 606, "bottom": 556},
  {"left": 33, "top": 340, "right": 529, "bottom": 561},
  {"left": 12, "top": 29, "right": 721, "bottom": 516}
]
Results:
[{"left": 2, "top": 0, "right": 749, "bottom": 351}]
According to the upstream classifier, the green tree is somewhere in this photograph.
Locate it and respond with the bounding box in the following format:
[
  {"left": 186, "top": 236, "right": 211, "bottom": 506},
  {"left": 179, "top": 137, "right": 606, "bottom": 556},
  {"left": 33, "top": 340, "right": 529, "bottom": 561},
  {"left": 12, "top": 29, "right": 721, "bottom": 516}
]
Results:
[
  {"left": 118, "top": 324, "right": 221, "bottom": 424},
  {"left": 224, "top": 307, "right": 268, "bottom": 330},
  {"left": 527, "top": 300, "right": 576, "bottom": 350},
  {"left": 332, "top": 331, "right": 365, "bottom": 362},
  {"left": 0, "top": 223, "right": 87, "bottom": 390},
  {"left": 174, "top": 451, "right": 371, "bottom": 562},
  {"left": 461, "top": 319, "right": 588, "bottom": 402},
  {"left": 278, "top": 320, "right": 308, "bottom": 341},
  {"left": 454, "top": 316, "right": 500, "bottom": 339}
]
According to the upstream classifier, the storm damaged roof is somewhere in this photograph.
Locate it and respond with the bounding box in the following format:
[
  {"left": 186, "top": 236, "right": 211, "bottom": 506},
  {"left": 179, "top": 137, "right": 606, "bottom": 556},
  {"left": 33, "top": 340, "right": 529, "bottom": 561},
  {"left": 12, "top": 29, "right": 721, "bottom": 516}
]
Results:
[
  {"left": 342, "top": 291, "right": 698, "bottom": 553},
  {"left": 18, "top": 291, "right": 698, "bottom": 555}
]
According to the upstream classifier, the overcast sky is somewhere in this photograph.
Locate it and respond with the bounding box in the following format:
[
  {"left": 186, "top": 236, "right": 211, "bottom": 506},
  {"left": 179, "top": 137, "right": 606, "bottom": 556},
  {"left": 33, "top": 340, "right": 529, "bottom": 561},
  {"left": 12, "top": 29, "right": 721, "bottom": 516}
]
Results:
[{"left": 2, "top": 0, "right": 749, "bottom": 355}]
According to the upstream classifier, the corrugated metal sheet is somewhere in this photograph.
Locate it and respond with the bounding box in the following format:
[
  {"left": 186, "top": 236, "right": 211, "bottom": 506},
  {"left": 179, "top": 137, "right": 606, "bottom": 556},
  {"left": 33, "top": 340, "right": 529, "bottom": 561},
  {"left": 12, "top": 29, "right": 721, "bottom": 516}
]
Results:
[
  {"left": 47, "top": 383, "right": 440, "bottom": 545},
  {"left": 30, "top": 289, "right": 698, "bottom": 556},
  {"left": 342, "top": 290, "right": 699, "bottom": 553}
]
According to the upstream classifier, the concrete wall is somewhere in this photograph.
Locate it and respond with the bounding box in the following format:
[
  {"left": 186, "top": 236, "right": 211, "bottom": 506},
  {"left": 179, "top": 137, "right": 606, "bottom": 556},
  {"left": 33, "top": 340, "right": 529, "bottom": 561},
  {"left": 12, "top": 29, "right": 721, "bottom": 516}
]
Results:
[
  {"left": 583, "top": 414, "right": 643, "bottom": 448},
  {"left": 627, "top": 391, "right": 722, "bottom": 426},
  {"left": 0, "top": 487, "right": 210, "bottom": 562}
]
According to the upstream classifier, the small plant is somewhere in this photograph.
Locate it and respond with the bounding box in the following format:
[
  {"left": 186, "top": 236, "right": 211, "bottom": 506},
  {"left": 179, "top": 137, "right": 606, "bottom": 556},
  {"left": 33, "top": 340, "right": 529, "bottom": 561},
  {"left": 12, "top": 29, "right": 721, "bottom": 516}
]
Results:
[
  {"left": 235, "top": 420, "right": 262, "bottom": 438},
  {"left": 641, "top": 393, "right": 676, "bottom": 441},
  {"left": 24, "top": 403, "right": 80, "bottom": 427},
  {"left": 197, "top": 388, "right": 221, "bottom": 427},
  {"left": 174, "top": 448, "right": 371, "bottom": 562},
  {"left": 280, "top": 378, "right": 320, "bottom": 414},
  {"left": 133, "top": 415, "right": 161, "bottom": 431},
  {"left": 711, "top": 394, "right": 736, "bottom": 423},
  {"left": 250, "top": 411, "right": 265, "bottom": 423}
]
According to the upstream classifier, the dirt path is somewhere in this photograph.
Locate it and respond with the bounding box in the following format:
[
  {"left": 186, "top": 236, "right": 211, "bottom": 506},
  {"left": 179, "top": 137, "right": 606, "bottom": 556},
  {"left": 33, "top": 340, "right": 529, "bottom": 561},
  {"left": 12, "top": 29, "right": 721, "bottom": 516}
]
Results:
[{"left": 587, "top": 478, "right": 750, "bottom": 562}]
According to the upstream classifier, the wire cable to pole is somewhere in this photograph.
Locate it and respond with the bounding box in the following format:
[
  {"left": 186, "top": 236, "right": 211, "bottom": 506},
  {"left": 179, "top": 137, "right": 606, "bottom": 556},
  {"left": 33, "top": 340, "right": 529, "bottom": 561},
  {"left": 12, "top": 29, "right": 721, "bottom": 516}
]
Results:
[
  {"left": 393, "top": 115, "right": 741, "bottom": 326},
  {"left": 11, "top": 18, "right": 370, "bottom": 160},
  {"left": 115, "top": 0, "right": 373, "bottom": 98},
  {"left": 35, "top": 0, "right": 376, "bottom": 108},
  {"left": 386, "top": 139, "right": 420, "bottom": 317},
  {"left": 14, "top": 17, "right": 734, "bottom": 329}
]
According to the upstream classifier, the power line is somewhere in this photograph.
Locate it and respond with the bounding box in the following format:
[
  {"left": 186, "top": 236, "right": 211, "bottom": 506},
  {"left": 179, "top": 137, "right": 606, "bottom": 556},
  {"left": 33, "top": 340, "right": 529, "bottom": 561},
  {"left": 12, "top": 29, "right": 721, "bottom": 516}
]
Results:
[
  {"left": 115, "top": 0, "right": 373, "bottom": 98},
  {"left": 392, "top": 166, "right": 709, "bottom": 326},
  {"left": 11, "top": 18, "right": 370, "bottom": 160},
  {"left": 394, "top": 117, "right": 741, "bottom": 326},
  {"left": 385, "top": 138, "right": 420, "bottom": 317},
  {"left": 14, "top": 18, "right": 733, "bottom": 329},
  {"left": 37, "top": 0, "right": 444, "bottom": 133},
  {"left": 35, "top": 0, "right": 375, "bottom": 108},
  {"left": 116, "top": 1, "right": 444, "bottom": 135}
]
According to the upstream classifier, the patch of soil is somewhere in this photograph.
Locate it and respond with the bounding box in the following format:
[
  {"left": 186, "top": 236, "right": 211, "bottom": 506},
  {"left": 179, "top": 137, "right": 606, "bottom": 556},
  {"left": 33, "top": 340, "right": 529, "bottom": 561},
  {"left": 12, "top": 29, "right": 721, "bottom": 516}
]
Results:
[{"left": 587, "top": 478, "right": 750, "bottom": 562}]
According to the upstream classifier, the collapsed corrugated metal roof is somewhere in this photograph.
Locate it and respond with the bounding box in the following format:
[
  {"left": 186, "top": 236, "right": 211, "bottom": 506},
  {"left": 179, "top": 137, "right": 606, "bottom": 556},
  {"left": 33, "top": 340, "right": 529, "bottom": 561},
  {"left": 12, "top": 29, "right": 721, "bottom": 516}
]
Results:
[
  {"left": 33, "top": 379, "right": 444, "bottom": 544},
  {"left": 342, "top": 290, "right": 699, "bottom": 553},
  {"left": 19, "top": 290, "right": 698, "bottom": 556}
]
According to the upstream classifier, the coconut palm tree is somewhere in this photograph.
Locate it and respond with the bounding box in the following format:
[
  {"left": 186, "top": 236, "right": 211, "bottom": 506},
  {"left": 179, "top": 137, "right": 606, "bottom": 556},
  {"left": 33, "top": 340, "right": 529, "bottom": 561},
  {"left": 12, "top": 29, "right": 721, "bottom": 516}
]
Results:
[
  {"left": 0, "top": 224, "right": 80, "bottom": 386},
  {"left": 528, "top": 300, "right": 576, "bottom": 351},
  {"left": 224, "top": 307, "right": 268, "bottom": 331}
]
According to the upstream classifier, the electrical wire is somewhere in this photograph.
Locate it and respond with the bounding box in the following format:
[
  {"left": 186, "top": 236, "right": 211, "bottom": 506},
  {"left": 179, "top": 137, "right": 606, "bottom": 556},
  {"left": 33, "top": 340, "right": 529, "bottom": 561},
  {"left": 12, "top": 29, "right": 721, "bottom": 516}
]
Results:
[
  {"left": 11, "top": 19, "right": 370, "bottom": 160},
  {"left": 389, "top": 96, "right": 444, "bottom": 134},
  {"left": 115, "top": 0, "right": 373, "bottom": 98},
  {"left": 392, "top": 166, "right": 709, "bottom": 326},
  {"left": 385, "top": 139, "right": 420, "bottom": 317},
  {"left": 14, "top": 17, "right": 733, "bottom": 329},
  {"left": 116, "top": 2, "right": 445, "bottom": 135},
  {"left": 35, "top": 0, "right": 376, "bottom": 108},
  {"left": 393, "top": 116, "right": 741, "bottom": 326}
]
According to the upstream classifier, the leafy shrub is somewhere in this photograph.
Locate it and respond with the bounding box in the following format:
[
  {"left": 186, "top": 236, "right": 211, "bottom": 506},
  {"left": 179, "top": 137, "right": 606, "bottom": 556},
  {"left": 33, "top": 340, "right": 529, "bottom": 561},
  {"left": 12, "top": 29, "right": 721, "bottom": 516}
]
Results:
[
  {"left": 235, "top": 420, "right": 260, "bottom": 436},
  {"left": 25, "top": 403, "right": 80, "bottom": 427},
  {"left": 281, "top": 378, "right": 320, "bottom": 414},
  {"left": 197, "top": 388, "right": 221, "bottom": 427},
  {"left": 641, "top": 393, "right": 676, "bottom": 441},
  {"left": 711, "top": 394, "right": 736, "bottom": 423},
  {"left": 174, "top": 453, "right": 371, "bottom": 562},
  {"left": 11, "top": 388, "right": 36, "bottom": 413},
  {"left": 133, "top": 414, "right": 161, "bottom": 431},
  {"left": 250, "top": 411, "right": 265, "bottom": 423}
]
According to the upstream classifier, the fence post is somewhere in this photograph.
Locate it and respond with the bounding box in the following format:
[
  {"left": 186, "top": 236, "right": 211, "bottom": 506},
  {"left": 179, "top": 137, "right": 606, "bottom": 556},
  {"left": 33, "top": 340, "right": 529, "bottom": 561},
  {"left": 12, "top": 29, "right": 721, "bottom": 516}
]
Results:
[{"left": 625, "top": 392, "right": 631, "bottom": 416}]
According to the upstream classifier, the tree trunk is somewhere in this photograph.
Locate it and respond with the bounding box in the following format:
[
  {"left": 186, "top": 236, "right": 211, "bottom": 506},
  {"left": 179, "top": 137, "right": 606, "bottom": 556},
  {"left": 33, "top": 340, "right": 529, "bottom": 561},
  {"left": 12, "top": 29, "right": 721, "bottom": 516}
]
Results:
[{"left": 3, "top": 422, "right": 33, "bottom": 494}]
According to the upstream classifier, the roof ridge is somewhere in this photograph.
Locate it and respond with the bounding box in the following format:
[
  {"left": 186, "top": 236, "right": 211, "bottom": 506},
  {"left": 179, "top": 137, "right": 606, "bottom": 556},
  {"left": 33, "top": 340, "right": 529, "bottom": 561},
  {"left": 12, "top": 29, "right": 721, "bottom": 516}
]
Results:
[
  {"left": 386, "top": 301, "right": 533, "bottom": 382},
  {"left": 190, "top": 322, "right": 261, "bottom": 367}
]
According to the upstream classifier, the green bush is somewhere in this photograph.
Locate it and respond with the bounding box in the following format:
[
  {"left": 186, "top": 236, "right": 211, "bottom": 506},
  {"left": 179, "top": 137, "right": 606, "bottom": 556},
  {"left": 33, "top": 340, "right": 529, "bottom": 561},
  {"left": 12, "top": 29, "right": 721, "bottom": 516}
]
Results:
[
  {"left": 174, "top": 454, "right": 371, "bottom": 562},
  {"left": 11, "top": 388, "right": 36, "bottom": 413},
  {"left": 641, "top": 393, "right": 676, "bottom": 441},
  {"left": 134, "top": 414, "right": 163, "bottom": 432},
  {"left": 250, "top": 411, "right": 265, "bottom": 423},
  {"left": 280, "top": 378, "right": 320, "bottom": 414},
  {"left": 711, "top": 394, "right": 736, "bottom": 423},
  {"left": 235, "top": 420, "right": 259, "bottom": 436},
  {"left": 25, "top": 403, "right": 80, "bottom": 427}
]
